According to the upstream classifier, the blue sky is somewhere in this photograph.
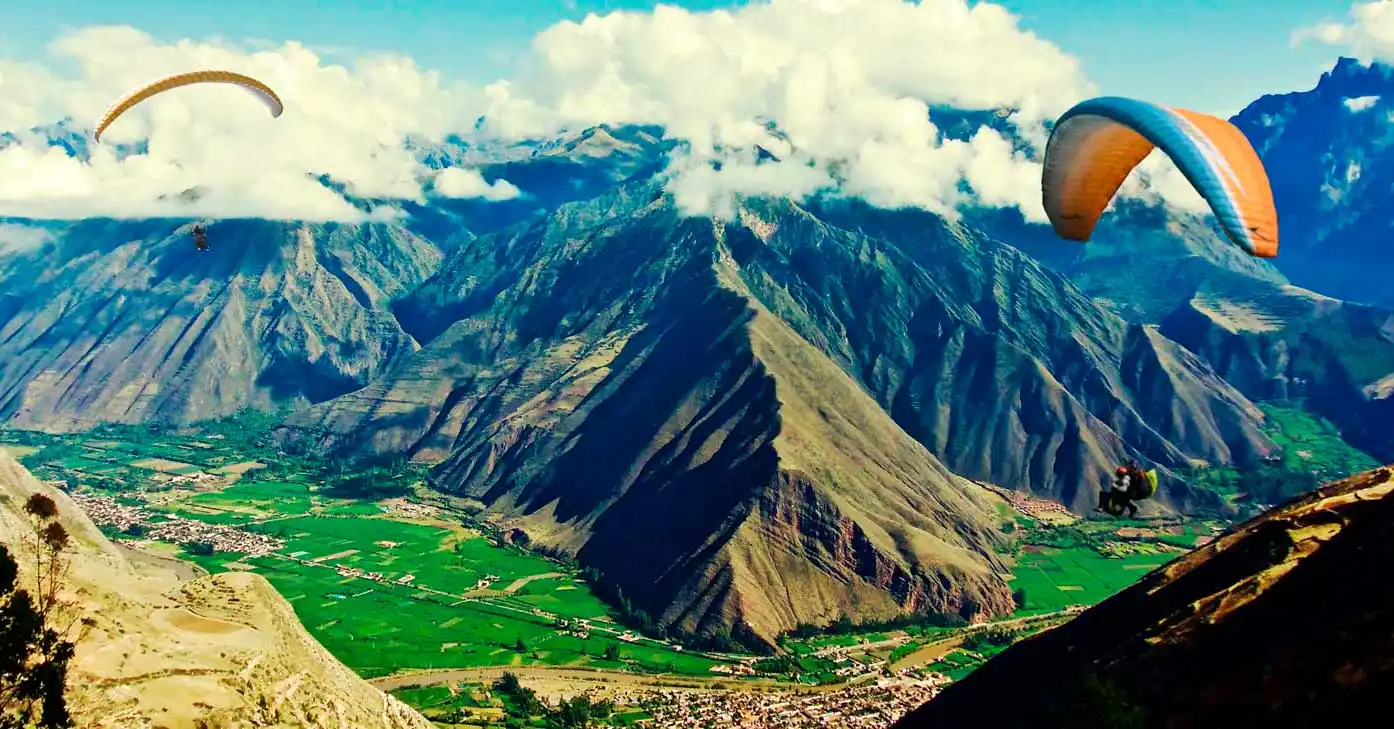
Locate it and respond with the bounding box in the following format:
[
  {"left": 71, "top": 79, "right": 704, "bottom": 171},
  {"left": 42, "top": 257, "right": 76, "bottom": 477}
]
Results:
[{"left": 0, "top": 0, "right": 1361, "bottom": 115}]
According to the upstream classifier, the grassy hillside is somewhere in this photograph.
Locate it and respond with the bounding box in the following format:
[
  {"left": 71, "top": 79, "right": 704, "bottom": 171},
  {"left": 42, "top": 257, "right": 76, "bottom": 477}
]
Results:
[{"left": 1180, "top": 405, "right": 1380, "bottom": 510}]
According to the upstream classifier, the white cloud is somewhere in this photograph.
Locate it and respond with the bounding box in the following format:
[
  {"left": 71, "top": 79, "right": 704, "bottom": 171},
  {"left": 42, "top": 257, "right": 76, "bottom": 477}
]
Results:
[
  {"left": 1345, "top": 94, "right": 1381, "bottom": 111},
  {"left": 0, "top": 0, "right": 1221, "bottom": 224},
  {"left": 0, "top": 222, "right": 53, "bottom": 253},
  {"left": 1293, "top": 1, "right": 1394, "bottom": 62},
  {"left": 0, "top": 26, "right": 504, "bottom": 221},
  {"left": 479, "top": 0, "right": 1097, "bottom": 219},
  {"left": 433, "top": 167, "right": 522, "bottom": 200}
]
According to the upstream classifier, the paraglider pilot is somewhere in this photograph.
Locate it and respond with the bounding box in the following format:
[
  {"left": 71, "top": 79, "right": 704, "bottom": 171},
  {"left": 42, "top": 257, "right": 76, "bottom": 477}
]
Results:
[
  {"left": 1099, "top": 461, "right": 1143, "bottom": 518},
  {"left": 193, "top": 223, "right": 208, "bottom": 251}
]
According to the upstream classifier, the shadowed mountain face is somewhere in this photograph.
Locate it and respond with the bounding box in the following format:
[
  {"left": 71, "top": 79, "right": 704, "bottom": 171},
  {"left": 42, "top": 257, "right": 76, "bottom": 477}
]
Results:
[
  {"left": 0, "top": 218, "right": 441, "bottom": 431},
  {"left": 280, "top": 183, "right": 1275, "bottom": 644},
  {"left": 894, "top": 464, "right": 1394, "bottom": 729},
  {"left": 1230, "top": 57, "right": 1394, "bottom": 309}
]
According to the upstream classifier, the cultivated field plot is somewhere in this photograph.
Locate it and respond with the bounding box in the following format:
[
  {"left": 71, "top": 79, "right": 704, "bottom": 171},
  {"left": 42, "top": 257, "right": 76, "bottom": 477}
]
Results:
[
  {"left": 1010, "top": 546, "right": 1171, "bottom": 612},
  {"left": 189, "top": 514, "right": 725, "bottom": 678},
  {"left": 2, "top": 423, "right": 737, "bottom": 681},
  {"left": 182, "top": 480, "right": 315, "bottom": 522}
]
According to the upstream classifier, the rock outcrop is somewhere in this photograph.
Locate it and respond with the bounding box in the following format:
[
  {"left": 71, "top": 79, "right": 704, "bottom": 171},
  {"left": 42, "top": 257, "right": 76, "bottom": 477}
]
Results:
[
  {"left": 895, "top": 464, "right": 1394, "bottom": 729},
  {"left": 0, "top": 451, "right": 433, "bottom": 729}
]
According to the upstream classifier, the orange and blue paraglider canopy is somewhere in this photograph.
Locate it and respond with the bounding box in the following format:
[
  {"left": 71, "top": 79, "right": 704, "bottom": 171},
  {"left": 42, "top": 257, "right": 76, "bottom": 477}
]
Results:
[
  {"left": 93, "top": 69, "right": 284, "bottom": 143},
  {"left": 1041, "top": 96, "right": 1278, "bottom": 258}
]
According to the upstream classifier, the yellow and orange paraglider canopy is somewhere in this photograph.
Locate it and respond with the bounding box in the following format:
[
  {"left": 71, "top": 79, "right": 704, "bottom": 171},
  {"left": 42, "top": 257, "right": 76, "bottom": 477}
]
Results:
[
  {"left": 1041, "top": 96, "right": 1278, "bottom": 258},
  {"left": 93, "top": 69, "right": 284, "bottom": 142}
]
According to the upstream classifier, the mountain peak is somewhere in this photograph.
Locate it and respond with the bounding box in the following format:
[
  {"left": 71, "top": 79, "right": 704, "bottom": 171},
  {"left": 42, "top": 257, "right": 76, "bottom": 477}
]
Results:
[{"left": 1317, "top": 56, "right": 1394, "bottom": 95}]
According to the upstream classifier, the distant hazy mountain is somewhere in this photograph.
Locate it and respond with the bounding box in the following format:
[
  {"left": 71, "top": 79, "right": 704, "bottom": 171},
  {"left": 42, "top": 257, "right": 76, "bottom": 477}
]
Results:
[
  {"left": 1230, "top": 57, "right": 1394, "bottom": 308},
  {"left": 0, "top": 218, "right": 440, "bottom": 430}
]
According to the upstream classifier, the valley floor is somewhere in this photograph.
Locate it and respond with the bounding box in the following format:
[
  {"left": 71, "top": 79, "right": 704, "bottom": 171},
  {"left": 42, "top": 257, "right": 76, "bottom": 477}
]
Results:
[{"left": 0, "top": 415, "right": 1257, "bottom": 728}]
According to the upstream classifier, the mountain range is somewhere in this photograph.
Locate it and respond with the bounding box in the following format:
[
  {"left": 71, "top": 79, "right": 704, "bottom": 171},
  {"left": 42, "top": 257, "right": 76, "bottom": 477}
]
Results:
[{"left": 2, "top": 58, "right": 1393, "bottom": 646}]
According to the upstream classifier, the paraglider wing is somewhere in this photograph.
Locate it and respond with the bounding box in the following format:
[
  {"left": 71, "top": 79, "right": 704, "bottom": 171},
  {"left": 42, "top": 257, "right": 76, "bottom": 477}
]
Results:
[
  {"left": 1041, "top": 96, "right": 1277, "bottom": 257},
  {"left": 93, "top": 70, "right": 284, "bottom": 142},
  {"left": 1142, "top": 469, "right": 1158, "bottom": 499}
]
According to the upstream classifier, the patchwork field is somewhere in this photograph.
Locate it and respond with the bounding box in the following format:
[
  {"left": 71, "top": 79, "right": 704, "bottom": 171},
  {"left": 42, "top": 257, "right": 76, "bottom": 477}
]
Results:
[
  {"left": 1009, "top": 546, "right": 1173, "bottom": 612},
  {"left": 2, "top": 420, "right": 732, "bottom": 682},
  {"left": 185, "top": 513, "right": 726, "bottom": 679},
  {"left": 2, "top": 410, "right": 1290, "bottom": 704}
]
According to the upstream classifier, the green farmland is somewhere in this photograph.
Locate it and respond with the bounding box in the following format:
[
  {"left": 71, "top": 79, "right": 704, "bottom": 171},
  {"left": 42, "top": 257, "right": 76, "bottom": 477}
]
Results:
[
  {"left": 1008, "top": 546, "right": 1171, "bottom": 613},
  {"left": 1, "top": 418, "right": 733, "bottom": 682}
]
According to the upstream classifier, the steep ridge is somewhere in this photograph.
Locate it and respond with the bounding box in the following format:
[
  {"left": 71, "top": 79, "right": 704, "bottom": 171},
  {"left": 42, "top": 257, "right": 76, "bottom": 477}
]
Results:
[
  {"left": 741, "top": 198, "right": 1272, "bottom": 509},
  {"left": 0, "top": 218, "right": 440, "bottom": 431},
  {"left": 286, "top": 185, "right": 1280, "bottom": 643},
  {"left": 1156, "top": 274, "right": 1394, "bottom": 461},
  {"left": 970, "top": 200, "right": 1288, "bottom": 323},
  {"left": 894, "top": 463, "right": 1394, "bottom": 729},
  {"left": 0, "top": 451, "right": 433, "bottom": 729},
  {"left": 1230, "top": 57, "right": 1394, "bottom": 308},
  {"left": 289, "top": 186, "right": 1017, "bottom": 644}
]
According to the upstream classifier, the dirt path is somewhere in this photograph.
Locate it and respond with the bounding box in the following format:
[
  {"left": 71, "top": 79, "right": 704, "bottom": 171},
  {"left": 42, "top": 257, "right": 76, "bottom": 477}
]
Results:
[
  {"left": 117, "top": 542, "right": 206, "bottom": 583},
  {"left": 502, "top": 572, "right": 564, "bottom": 594},
  {"left": 370, "top": 665, "right": 808, "bottom": 698},
  {"left": 889, "top": 608, "right": 1085, "bottom": 672},
  {"left": 890, "top": 636, "right": 966, "bottom": 672}
]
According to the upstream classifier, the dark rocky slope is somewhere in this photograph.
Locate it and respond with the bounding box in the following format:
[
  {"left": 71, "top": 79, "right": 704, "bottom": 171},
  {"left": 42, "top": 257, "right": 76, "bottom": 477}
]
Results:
[{"left": 895, "top": 464, "right": 1394, "bottom": 729}]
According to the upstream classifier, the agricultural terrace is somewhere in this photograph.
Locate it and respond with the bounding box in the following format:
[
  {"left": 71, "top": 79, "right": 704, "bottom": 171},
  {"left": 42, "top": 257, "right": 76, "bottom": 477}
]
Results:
[{"left": 0, "top": 418, "right": 734, "bottom": 680}]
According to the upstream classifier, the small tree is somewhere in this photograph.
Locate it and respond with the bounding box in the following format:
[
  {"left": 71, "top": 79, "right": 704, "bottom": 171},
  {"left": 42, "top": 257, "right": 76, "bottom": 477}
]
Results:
[
  {"left": 1, "top": 494, "right": 83, "bottom": 728},
  {"left": 603, "top": 643, "right": 621, "bottom": 661},
  {"left": 23, "top": 494, "right": 69, "bottom": 616},
  {"left": 1012, "top": 588, "right": 1028, "bottom": 610},
  {"left": 514, "top": 637, "right": 527, "bottom": 653},
  {"left": 493, "top": 671, "right": 523, "bottom": 696}
]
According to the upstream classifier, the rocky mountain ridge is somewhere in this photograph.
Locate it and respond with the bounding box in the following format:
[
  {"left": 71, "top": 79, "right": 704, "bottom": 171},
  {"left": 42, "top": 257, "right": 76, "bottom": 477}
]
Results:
[
  {"left": 0, "top": 218, "right": 440, "bottom": 431},
  {"left": 894, "top": 462, "right": 1394, "bottom": 729},
  {"left": 273, "top": 182, "right": 1281, "bottom": 644},
  {"left": 0, "top": 450, "right": 434, "bottom": 729}
]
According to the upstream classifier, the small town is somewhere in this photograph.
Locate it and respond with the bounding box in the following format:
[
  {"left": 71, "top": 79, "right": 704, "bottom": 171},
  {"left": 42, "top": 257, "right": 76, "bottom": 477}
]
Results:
[
  {"left": 70, "top": 492, "right": 284, "bottom": 556},
  {"left": 632, "top": 676, "right": 948, "bottom": 728}
]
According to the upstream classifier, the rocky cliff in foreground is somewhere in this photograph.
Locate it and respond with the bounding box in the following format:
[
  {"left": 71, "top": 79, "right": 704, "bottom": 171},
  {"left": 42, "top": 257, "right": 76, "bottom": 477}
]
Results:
[
  {"left": 0, "top": 451, "right": 433, "bottom": 729},
  {"left": 894, "top": 464, "right": 1394, "bottom": 729}
]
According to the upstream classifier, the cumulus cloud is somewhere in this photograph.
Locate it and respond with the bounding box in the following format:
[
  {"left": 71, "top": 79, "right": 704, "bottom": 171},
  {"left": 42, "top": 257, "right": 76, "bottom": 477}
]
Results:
[
  {"left": 433, "top": 167, "right": 522, "bottom": 200},
  {"left": 0, "top": 26, "right": 500, "bottom": 220},
  {"left": 0, "top": 222, "right": 53, "bottom": 253},
  {"left": 1345, "top": 94, "right": 1381, "bottom": 111},
  {"left": 480, "top": 0, "right": 1097, "bottom": 219},
  {"left": 0, "top": 0, "right": 1215, "bottom": 224},
  {"left": 1293, "top": 1, "right": 1394, "bottom": 62}
]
